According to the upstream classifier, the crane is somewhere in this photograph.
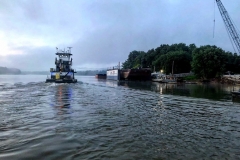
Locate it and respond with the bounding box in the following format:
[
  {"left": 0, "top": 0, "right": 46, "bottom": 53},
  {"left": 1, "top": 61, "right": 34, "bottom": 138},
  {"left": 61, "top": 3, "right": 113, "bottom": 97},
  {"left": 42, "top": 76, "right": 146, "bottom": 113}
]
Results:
[{"left": 215, "top": 0, "right": 240, "bottom": 54}]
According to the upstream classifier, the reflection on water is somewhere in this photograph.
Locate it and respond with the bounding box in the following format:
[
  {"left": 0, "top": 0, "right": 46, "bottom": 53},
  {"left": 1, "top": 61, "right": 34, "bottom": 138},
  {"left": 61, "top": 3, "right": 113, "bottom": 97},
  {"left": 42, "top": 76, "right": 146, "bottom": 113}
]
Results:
[
  {"left": 96, "top": 76, "right": 237, "bottom": 103},
  {"left": 106, "top": 81, "right": 233, "bottom": 102},
  {"left": 49, "top": 84, "right": 75, "bottom": 121},
  {"left": 53, "top": 84, "right": 72, "bottom": 108}
]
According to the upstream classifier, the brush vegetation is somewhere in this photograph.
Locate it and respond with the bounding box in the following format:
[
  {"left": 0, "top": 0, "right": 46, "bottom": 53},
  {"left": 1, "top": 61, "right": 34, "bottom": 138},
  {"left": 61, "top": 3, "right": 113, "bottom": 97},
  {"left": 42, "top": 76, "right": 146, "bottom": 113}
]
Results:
[{"left": 122, "top": 43, "right": 240, "bottom": 79}]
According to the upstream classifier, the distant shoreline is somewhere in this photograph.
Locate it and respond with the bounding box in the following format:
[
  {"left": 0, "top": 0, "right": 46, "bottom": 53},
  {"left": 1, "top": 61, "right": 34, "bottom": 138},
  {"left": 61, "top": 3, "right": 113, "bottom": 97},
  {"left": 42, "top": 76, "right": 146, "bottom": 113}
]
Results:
[
  {"left": 20, "top": 70, "right": 100, "bottom": 76},
  {"left": 0, "top": 67, "right": 21, "bottom": 75}
]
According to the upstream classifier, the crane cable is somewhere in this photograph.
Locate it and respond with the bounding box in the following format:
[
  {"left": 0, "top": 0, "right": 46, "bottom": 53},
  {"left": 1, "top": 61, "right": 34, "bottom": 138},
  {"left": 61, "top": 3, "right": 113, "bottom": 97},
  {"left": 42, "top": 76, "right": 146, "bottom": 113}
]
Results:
[{"left": 213, "top": 0, "right": 215, "bottom": 38}]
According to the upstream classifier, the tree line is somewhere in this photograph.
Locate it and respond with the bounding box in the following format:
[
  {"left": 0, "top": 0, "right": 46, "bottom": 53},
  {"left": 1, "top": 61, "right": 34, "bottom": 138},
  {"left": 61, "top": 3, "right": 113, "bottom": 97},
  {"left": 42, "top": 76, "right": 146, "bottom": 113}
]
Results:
[
  {"left": 122, "top": 43, "right": 240, "bottom": 79},
  {"left": 0, "top": 67, "right": 21, "bottom": 74}
]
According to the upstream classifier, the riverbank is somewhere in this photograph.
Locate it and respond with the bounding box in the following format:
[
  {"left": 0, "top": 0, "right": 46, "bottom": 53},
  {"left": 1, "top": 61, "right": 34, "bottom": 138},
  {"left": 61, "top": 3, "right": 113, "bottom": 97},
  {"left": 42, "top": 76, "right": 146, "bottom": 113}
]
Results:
[
  {"left": 182, "top": 75, "right": 240, "bottom": 85},
  {"left": 220, "top": 75, "right": 240, "bottom": 84}
]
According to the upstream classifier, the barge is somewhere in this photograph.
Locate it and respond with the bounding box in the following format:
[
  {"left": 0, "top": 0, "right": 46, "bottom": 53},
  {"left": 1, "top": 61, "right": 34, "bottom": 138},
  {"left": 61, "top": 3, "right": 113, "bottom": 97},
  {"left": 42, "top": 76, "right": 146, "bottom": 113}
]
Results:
[
  {"left": 106, "top": 63, "right": 121, "bottom": 81},
  {"left": 106, "top": 68, "right": 120, "bottom": 80},
  {"left": 120, "top": 68, "right": 151, "bottom": 81},
  {"left": 106, "top": 62, "right": 151, "bottom": 81},
  {"left": 46, "top": 47, "right": 77, "bottom": 83},
  {"left": 95, "top": 73, "right": 106, "bottom": 79},
  {"left": 232, "top": 91, "right": 240, "bottom": 99}
]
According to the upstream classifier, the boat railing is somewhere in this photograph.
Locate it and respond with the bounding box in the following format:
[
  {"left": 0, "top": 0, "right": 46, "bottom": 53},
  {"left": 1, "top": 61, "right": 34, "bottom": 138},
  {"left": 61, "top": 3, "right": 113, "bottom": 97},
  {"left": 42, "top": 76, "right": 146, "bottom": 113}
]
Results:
[
  {"left": 172, "top": 72, "right": 193, "bottom": 78},
  {"left": 107, "top": 66, "right": 120, "bottom": 70},
  {"left": 50, "top": 68, "right": 55, "bottom": 72}
]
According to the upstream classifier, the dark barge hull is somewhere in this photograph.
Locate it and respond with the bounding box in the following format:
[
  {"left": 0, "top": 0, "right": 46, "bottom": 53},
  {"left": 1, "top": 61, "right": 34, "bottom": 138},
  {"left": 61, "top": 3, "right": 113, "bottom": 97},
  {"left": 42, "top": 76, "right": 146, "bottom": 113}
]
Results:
[
  {"left": 120, "top": 68, "right": 151, "bottom": 81},
  {"left": 232, "top": 91, "right": 240, "bottom": 97},
  {"left": 45, "top": 79, "right": 77, "bottom": 83},
  {"left": 95, "top": 74, "right": 106, "bottom": 79},
  {"left": 231, "top": 91, "right": 240, "bottom": 102}
]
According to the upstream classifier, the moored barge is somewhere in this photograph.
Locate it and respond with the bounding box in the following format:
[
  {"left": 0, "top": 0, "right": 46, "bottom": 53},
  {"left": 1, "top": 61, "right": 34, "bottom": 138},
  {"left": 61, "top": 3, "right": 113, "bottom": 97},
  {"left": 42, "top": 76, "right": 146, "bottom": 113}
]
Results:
[
  {"left": 95, "top": 73, "right": 106, "bottom": 79},
  {"left": 107, "top": 68, "right": 120, "bottom": 80},
  {"left": 46, "top": 47, "right": 77, "bottom": 83},
  {"left": 106, "top": 62, "right": 151, "bottom": 81},
  {"left": 120, "top": 68, "right": 151, "bottom": 81},
  {"left": 106, "top": 64, "right": 121, "bottom": 81}
]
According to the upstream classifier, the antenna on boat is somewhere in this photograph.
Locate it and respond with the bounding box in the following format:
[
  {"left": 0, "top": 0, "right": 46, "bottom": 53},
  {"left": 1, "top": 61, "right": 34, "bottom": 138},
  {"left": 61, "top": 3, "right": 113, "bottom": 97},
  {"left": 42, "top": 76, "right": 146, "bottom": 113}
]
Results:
[
  {"left": 68, "top": 47, "right": 72, "bottom": 53},
  {"left": 56, "top": 47, "right": 58, "bottom": 52}
]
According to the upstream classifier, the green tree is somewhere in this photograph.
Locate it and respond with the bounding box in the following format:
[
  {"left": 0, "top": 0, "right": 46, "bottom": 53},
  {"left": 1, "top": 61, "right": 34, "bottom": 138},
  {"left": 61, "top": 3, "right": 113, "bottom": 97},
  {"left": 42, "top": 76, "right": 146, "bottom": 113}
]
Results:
[
  {"left": 224, "top": 52, "right": 240, "bottom": 74},
  {"left": 122, "top": 43, "right": 240, "bottom": 79},
  {"left": 191, "top": 45, "right": 227, "bottom": 79},
  {"left": 122, "top": 51, "right": 146, "bottom": 69},
  {"left": 153, "top": 51, "right": 191, "bottom": 74}
]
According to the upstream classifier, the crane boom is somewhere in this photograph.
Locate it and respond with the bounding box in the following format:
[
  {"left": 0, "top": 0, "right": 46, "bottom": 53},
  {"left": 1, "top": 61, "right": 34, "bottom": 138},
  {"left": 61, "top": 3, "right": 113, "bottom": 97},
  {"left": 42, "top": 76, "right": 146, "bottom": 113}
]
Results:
[{"left": 216, "top": 0, "right": 240, "bottom": 54}]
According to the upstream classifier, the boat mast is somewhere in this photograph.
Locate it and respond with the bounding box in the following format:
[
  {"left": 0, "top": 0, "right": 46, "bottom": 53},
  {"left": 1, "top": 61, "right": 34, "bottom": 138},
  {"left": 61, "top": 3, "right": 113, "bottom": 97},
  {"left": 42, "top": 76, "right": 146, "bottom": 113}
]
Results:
[
  {"left": 172, "top": 61, "right": 174, "bottom": 75},
  {"left": 68, "top": 47, "right": 72, "bottom": 54}
]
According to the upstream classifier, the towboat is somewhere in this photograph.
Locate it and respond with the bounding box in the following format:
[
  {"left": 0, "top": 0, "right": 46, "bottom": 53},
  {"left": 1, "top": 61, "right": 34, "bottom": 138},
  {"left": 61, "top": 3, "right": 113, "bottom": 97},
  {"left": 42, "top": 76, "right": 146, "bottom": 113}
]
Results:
[
  {"left": 46, "top": 47, "right": 77, "bottom": 83},
  {"left": 151, "top": 72, "right": 176, "bottom": 83},
  {"left": 151, "top": 72, "right": 166, "bottom": 82}
]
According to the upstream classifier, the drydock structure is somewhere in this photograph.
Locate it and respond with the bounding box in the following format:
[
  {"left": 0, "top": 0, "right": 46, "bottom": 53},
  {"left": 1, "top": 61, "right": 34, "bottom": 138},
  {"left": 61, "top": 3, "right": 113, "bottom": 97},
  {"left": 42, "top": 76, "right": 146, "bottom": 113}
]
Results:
[{"left": 46, "top": 47, "right": 77, "bottom": 83}]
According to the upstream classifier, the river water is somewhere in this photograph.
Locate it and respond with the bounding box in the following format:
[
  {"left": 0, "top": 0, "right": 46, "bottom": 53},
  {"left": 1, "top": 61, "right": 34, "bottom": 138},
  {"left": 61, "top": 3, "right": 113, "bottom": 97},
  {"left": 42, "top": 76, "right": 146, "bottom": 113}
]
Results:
[{"left": 0, "top": 75, "right": 240, "bottom": 160}]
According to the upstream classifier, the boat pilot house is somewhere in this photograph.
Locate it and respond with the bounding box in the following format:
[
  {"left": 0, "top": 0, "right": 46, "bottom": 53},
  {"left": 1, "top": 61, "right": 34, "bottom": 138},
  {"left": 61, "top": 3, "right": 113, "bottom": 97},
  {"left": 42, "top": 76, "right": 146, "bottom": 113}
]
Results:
[{"left": 46, "top": 47, "right": 77, "bottom": 83}]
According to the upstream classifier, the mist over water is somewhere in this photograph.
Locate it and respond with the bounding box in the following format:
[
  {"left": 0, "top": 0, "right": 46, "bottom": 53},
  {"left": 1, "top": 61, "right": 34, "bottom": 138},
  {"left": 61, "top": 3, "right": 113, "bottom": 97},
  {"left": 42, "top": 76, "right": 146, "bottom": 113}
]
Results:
[{"left": 0, "top": 75, "right": 240, "bottom": 159}]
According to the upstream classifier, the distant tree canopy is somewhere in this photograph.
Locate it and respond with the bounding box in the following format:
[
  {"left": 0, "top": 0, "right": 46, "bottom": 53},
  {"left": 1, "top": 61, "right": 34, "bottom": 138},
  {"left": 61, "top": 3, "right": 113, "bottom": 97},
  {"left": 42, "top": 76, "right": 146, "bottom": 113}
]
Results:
[
  {"left": 191, "top": 45, "right": 227, "bottom": 79},
  {"left": 122, "top": 43, "right": 240, "bottom": 79},
  {"left": 0, "top": 67, "right": 21, "bottom": 74}
]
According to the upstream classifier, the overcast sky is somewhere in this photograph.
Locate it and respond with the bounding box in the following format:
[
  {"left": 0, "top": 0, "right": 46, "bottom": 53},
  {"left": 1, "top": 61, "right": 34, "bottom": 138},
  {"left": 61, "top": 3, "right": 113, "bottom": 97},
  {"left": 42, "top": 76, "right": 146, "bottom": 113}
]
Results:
[{"left": 0, "top": 0, "right": 239, "bottom": 71}]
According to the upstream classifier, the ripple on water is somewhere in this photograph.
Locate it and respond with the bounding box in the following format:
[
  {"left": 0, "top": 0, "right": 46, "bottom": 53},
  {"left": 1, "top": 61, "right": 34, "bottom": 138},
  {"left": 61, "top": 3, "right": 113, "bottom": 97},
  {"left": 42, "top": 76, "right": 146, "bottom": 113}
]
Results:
[{"left": 0, "top": 81, "right": 240, "bottom": 159}]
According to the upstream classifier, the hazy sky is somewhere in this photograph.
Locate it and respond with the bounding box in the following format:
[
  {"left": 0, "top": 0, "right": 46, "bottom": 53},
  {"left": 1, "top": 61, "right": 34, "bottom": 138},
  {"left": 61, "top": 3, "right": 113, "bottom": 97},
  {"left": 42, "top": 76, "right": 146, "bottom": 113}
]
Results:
[{"left": 0, "top": 0, "right": 239, "bottom": 71}]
